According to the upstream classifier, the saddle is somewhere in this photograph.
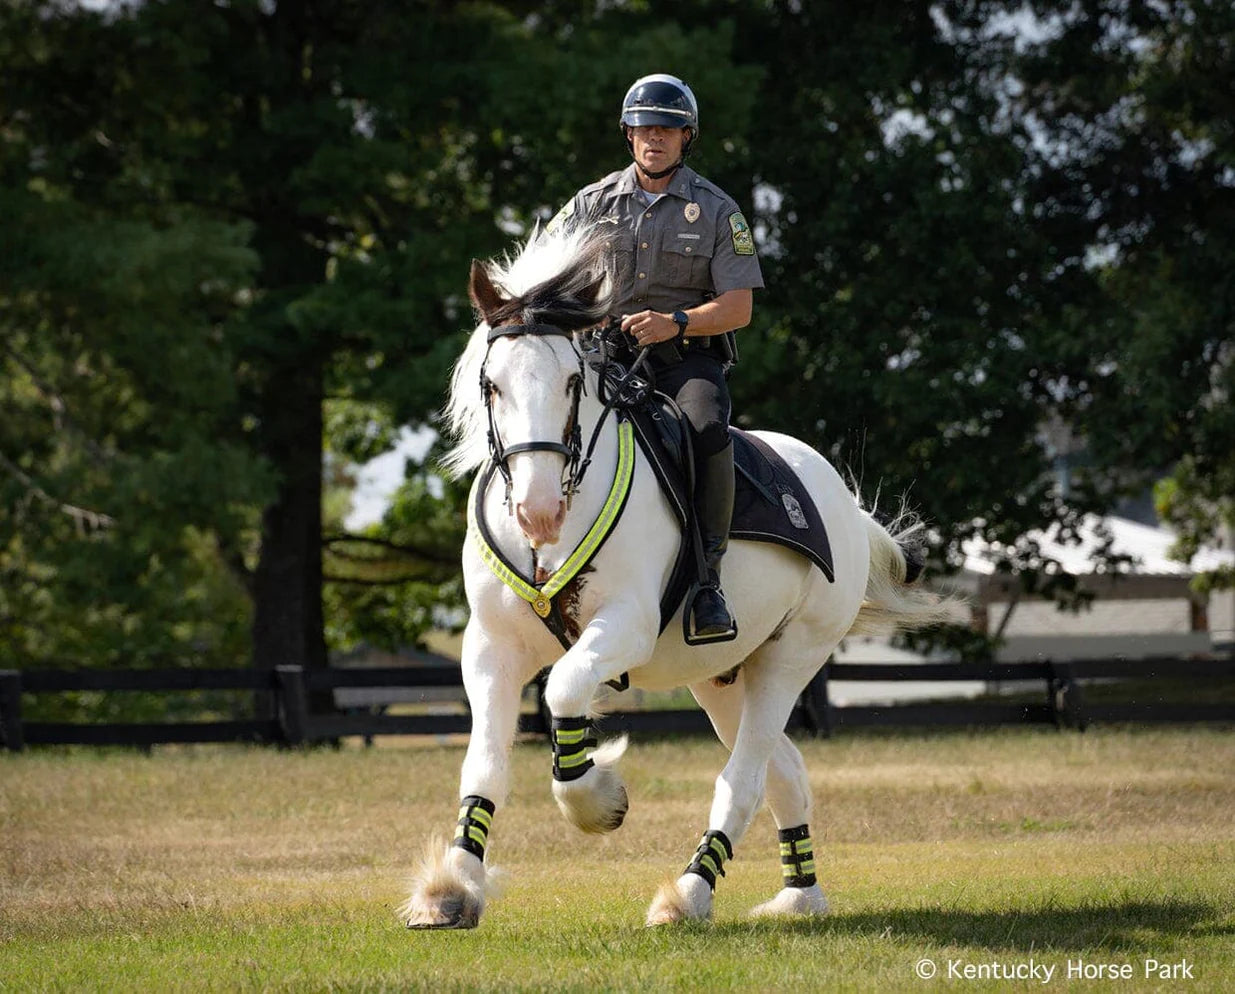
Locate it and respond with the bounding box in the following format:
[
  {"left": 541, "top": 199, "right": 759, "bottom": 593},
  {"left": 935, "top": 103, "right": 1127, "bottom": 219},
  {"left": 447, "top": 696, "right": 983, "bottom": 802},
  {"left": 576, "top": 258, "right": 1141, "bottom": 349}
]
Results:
[
  {"left": 470, "top": 345, "right": 836, "bottom": 685},
  {"left": 624, "top": 392, "right": 835, "bottom": 645}
]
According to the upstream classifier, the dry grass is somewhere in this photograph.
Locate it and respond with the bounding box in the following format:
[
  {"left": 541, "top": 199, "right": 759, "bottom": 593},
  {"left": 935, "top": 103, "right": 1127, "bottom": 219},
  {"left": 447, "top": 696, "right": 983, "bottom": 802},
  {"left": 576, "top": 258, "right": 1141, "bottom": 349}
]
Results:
[{"left": 2, "top": 726, "right": 1234, "bottom": 991}]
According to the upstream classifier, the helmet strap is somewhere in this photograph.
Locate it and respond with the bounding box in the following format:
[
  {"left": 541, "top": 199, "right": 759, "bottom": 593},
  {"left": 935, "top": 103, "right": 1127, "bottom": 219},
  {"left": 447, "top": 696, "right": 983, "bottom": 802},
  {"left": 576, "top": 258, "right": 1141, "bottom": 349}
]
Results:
[
  {"left": 635, "top": 158, "right": 683, "bottom": 181},
  {"left": 624, "top": 127, "right": 694, "bottom": 182}
]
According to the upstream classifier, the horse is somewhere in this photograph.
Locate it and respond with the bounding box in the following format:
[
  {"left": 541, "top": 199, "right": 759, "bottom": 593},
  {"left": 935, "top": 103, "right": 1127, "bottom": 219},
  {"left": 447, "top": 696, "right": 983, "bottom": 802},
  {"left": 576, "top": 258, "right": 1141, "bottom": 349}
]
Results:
[{"left": 401, "top": 226, "right": 950, "bottom": 929}]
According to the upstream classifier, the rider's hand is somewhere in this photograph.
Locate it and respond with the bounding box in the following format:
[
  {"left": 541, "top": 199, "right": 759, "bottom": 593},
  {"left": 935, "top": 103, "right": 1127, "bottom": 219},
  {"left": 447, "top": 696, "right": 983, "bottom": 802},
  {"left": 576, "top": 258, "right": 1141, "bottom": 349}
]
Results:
[{"left": 620, "top": 310, "right": 679, "bottom": 346}]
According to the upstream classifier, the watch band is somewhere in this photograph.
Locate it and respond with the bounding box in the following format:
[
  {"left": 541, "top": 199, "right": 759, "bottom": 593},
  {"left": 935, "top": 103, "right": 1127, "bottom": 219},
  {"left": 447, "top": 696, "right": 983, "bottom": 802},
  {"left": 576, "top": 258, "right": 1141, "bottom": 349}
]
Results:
[{"left": 672, "top": 310, "right": 689, "bottom": 339}]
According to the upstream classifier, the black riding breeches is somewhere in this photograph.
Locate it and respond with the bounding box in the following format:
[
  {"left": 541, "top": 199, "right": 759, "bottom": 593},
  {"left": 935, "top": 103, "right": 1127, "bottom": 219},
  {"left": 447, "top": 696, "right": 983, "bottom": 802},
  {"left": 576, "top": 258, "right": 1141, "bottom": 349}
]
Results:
[{"left": 650, "top": 351, "right": 731, "bottom": 458}]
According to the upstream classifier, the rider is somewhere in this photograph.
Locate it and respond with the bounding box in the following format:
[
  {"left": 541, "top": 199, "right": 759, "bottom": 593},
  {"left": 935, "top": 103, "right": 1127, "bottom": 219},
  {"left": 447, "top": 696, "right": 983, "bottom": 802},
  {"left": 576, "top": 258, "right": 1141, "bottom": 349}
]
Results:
[{"left": 548, "top": 74, "right": 763, "bottom": 642}]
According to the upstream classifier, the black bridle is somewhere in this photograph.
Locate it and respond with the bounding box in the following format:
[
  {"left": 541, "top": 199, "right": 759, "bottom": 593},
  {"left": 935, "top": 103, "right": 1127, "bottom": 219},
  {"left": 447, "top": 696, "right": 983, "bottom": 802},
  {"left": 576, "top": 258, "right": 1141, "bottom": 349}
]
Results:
[
  {"left": 481, "top": 321, "right": 652, "bottom": 509},
  {"left": 482, "top": 323, "right": 585, "bottom": 507}
]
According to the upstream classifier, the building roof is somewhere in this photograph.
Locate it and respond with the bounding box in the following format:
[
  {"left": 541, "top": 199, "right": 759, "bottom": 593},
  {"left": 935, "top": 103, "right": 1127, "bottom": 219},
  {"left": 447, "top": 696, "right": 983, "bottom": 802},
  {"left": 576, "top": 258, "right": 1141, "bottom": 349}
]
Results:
[{"left": 962, "top": 515, "right": 1234, "bottom": 579}]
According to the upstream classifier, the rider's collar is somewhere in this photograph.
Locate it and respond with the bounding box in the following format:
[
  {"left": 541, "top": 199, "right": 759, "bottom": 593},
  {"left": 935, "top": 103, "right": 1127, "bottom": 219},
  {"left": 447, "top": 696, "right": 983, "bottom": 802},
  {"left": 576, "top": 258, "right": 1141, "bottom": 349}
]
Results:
[{"left": 616, "top": 163, "right": 697, "bottom": 200}]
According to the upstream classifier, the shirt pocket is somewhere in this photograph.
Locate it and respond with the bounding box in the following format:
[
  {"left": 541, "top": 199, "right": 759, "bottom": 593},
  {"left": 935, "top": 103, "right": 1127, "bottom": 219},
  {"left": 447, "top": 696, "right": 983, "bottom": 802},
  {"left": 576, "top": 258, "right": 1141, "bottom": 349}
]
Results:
[
  {"left": 605, "top": 227, "right": 638, "bottom": 289},
  {"left": 661, "top": 226, "right": 715, "bottom": 291}
]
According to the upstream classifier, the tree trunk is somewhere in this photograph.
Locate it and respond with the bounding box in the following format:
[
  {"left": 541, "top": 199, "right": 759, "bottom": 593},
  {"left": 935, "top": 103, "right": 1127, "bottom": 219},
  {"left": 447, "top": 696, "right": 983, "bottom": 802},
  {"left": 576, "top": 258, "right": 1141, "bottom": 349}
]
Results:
[{"left": 252, "top": 356, "right": 327, "bottom": 720}]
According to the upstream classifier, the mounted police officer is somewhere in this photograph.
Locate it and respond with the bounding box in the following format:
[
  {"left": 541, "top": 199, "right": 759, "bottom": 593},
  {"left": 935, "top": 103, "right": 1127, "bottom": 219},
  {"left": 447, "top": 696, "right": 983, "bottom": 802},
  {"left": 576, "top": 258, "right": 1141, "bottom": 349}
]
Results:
[{"left": 549, "top": 73, "right": 763, "bottom": 643}]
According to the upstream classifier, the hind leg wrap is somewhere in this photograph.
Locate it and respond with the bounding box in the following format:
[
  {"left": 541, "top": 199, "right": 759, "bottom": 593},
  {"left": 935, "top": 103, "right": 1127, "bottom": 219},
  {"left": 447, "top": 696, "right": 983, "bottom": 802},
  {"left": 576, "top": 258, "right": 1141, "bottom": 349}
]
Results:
[{"left": 778, "top": 824, "right": 816, "bottom": 888}]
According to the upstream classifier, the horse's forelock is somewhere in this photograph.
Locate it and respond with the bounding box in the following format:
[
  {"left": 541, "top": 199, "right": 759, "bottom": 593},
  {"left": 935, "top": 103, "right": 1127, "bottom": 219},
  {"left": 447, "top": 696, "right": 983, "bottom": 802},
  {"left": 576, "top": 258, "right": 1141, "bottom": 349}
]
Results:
[
  {"left": 489, "top": 227, "right": 611, "bottom": 330},
  {"left": 441, "top": 227, "right": 611, "bottom": 478}
]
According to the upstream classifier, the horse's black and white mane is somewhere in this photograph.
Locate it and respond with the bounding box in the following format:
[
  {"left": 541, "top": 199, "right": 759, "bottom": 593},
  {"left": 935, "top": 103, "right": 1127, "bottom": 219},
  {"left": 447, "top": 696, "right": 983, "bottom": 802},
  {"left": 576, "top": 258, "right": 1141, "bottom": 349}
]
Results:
[{"left": 442, "top": 227, "right": 612, "bottom": 477}]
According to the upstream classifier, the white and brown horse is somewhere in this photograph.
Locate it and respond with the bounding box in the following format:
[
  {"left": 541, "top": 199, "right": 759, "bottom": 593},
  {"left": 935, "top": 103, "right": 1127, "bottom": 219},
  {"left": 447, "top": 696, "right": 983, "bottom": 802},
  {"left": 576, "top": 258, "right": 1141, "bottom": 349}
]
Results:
[{"left": 403, "top": 227, "right": 949, "bottom": 928}]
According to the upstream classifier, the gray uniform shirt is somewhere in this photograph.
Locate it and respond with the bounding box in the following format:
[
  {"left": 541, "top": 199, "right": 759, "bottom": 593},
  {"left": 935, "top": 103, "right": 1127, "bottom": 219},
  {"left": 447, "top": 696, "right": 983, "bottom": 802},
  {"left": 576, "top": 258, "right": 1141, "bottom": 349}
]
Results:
[{"left": 550, "top": 163, "right": 763, "bottom": 315}]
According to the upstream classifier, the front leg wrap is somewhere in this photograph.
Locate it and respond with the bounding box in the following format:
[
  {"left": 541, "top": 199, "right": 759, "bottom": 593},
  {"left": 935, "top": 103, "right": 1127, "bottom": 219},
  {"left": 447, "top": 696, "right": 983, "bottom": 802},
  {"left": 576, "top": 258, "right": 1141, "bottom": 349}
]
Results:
[
  {"left": 551, "top": 716, "right": 598, "bottom": 782},
  {"left": 452, "top": 795, "right": 497, "bottom": 861},
  {"left": 685, "top": 829, "right": 734, "bottom": 890}
]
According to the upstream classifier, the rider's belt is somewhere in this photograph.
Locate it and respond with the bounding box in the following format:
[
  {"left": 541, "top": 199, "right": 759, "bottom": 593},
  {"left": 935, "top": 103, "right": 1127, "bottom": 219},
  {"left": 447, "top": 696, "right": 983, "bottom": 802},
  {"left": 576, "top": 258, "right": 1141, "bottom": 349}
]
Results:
[{"left": 469, "top": 419, "right": 636, "bottom": 636}]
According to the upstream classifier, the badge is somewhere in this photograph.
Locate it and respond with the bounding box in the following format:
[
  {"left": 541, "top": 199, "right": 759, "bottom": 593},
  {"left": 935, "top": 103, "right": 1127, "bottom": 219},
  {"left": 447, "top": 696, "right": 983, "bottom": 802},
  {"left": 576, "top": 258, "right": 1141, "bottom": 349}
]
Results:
[
  {"left": 729, "top": 212, "right": 755, "bottom": 256},
  {"left": 684, "top": 202, "right": 701, "bottom": 223},
  {"left": 532, "top": 594, "right": 552, "bottom": 618}
]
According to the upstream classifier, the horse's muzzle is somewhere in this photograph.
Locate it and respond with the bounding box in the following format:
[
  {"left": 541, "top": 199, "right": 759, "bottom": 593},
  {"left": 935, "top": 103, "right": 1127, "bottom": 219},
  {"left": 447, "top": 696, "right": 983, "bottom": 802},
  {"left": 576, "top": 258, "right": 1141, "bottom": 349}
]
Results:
[{"left": 516, "top": 500, "right": 566, "bottom": 548}]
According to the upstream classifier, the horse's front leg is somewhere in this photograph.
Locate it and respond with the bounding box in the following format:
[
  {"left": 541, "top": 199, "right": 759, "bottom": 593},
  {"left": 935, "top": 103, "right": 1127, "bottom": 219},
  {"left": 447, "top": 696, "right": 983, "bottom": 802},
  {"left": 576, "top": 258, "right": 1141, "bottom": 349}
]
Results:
[
  {"left": 543, "top": 596, "right": 656, "bottom": 834},
  {"left": 402, "top": 620, "right": 535, "bottom": 930}
]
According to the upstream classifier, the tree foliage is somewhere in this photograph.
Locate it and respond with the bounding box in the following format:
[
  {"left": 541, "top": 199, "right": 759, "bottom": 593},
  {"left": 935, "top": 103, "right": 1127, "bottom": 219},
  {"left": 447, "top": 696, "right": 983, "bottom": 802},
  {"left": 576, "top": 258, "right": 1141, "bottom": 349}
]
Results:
[{"left": 1, "top": 0, "right": 1230, "bottom": 683}]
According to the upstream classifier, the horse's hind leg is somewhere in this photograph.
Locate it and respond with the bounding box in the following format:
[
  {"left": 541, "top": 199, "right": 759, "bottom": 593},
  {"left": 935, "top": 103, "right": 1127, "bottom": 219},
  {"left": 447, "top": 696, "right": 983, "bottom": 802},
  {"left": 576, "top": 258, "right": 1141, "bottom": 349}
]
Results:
[
  {"left": 687, "top": 674, "right": 829, "bottom": 918},
  {"left": 402, "top": 622, "right": 533, "bottom": 930},
  {"left": 647, "top": 612, "right": 839, "bottom": 923}
]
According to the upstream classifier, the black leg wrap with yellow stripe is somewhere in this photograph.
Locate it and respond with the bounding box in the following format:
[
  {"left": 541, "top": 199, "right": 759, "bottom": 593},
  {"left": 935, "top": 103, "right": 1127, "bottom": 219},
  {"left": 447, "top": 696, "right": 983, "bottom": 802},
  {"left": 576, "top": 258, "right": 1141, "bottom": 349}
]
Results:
[
  {"left": 452, "top": 795, "right": 496, "bottom": 861},
  {"left": 685, "top": 829, "right": 734, "bottom": 890},
  {"left": 778, "top": 824, "right": 817, "bottom": 888},
  {"left": 551, "top": 716, "right": 597, "bottom": 782}
]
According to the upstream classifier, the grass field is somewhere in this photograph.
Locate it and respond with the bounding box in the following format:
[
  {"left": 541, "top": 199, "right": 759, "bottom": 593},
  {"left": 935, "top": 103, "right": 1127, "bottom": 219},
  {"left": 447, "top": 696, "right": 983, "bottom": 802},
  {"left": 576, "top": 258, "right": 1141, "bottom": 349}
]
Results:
[{"left": 2, "top": 725, "right": 1234, "bottom": 992}]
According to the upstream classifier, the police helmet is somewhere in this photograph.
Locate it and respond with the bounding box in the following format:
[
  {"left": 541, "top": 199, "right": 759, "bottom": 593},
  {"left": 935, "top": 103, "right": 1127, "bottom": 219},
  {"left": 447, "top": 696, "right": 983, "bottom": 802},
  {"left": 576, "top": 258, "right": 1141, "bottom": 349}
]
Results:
[{"left": 619, "top": 74, "right": 699, "bottom": 138}]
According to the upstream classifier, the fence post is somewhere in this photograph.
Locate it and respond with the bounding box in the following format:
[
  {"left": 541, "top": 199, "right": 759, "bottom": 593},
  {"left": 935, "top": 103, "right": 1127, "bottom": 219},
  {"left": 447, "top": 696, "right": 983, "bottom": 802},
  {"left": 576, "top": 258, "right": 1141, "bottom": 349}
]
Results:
[
  {"left": 1049, "top": 661, "right": 1088, "bottom": 732},
  {"left": 275, "top": 665, "right": 309, "bottom": 746},
  {"left": 0, "top": 670, "right": 24, "bottom": 752}
]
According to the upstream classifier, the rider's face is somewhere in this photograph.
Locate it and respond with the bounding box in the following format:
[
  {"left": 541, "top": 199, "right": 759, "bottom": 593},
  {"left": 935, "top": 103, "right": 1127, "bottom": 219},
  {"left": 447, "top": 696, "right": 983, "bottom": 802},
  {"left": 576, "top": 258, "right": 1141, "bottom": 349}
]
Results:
[{"left": 627, "top": 125, "right": 688, "bottom": 172}]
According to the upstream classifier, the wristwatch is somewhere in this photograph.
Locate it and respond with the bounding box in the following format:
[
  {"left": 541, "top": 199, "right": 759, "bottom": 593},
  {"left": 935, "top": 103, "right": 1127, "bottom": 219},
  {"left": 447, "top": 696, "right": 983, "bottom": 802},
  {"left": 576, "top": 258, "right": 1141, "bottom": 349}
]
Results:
[{"left": 671, "top": 310, "right": 690, "bottom": 339}]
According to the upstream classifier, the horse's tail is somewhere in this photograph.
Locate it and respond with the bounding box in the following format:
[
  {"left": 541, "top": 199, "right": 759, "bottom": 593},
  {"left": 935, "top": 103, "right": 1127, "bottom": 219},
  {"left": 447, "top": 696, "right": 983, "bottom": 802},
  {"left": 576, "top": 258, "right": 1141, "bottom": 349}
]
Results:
[{"left": 848, "top": 504, "right": 954, "bottom": 637}]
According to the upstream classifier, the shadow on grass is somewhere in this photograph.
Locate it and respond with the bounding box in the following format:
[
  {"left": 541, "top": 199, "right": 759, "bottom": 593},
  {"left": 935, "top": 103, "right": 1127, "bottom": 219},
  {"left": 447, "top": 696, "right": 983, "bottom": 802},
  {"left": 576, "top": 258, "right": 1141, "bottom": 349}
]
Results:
[{"left": 711, "top": 899, "right": 1234, "bottom": 952}]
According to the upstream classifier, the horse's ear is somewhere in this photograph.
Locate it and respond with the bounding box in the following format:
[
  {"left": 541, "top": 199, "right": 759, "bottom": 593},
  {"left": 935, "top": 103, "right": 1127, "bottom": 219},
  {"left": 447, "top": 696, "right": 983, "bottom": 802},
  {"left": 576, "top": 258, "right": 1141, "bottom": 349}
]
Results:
[{"left": 469, "top": 260, "right": 506, "bottom": 324}]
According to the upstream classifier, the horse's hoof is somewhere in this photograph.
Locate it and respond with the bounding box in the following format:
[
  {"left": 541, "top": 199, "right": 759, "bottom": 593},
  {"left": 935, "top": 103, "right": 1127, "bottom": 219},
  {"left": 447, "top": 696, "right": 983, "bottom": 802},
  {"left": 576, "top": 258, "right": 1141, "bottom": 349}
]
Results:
[
  {"left": 749, "top": 885, "right": 829, "bottom": 918},
  {"left": 604, "top": 785, "right": 629, "bottom": 831},
  {"left": 645, "top": 876, "right": 711, "bottom": 926},
  {"left": 405, "top": 894, "right": 480, "bottom": 930},
  {"left": 406, "top": 913, "right": 478, "bottom": 931},
  {"left": 552, "top": 753, "right": 630, "bottom": 834}
]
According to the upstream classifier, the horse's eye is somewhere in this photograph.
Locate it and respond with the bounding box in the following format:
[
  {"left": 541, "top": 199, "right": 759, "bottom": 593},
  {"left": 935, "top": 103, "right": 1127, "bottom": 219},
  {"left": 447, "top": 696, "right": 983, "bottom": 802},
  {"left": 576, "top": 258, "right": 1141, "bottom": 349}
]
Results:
[{"left": 484, "top": 379, "right": 501, "bottom": 399}]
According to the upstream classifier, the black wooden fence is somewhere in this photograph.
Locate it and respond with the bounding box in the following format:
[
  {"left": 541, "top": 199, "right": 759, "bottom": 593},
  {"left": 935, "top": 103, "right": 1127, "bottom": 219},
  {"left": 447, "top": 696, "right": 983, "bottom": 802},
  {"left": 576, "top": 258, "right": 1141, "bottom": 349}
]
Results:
[{"left": 2, "top": 656, "right": 1233, "bottom": 751}]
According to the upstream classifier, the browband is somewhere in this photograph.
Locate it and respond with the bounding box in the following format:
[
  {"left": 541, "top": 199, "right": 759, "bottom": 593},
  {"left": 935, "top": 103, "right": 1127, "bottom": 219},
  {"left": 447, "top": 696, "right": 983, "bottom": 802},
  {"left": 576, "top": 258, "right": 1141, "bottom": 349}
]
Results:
[{"left": 486, "top": 322, "right": 575, "bottom": 344}]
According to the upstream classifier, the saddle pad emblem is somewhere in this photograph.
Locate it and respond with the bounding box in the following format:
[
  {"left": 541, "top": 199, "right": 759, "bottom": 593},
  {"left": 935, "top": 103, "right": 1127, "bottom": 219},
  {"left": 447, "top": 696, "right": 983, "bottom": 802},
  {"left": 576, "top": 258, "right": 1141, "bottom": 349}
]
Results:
[{"left": 782, "top": 492, "right": 809, "bottom": 529}]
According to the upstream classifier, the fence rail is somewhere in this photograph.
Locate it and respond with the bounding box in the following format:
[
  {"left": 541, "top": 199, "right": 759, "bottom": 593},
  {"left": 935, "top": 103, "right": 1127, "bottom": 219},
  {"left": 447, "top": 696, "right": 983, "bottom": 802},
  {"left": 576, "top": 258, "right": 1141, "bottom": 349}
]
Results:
[{"left": 2, "top": 656, "right": 1233, "bottom": 751}]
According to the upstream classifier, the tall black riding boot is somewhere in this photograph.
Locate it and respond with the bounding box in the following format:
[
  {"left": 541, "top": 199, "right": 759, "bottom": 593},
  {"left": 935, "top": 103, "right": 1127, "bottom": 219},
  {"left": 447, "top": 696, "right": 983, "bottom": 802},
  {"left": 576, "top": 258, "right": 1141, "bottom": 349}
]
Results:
[{"left": 691, "top": 442, "right": 737, "bottom": 640}]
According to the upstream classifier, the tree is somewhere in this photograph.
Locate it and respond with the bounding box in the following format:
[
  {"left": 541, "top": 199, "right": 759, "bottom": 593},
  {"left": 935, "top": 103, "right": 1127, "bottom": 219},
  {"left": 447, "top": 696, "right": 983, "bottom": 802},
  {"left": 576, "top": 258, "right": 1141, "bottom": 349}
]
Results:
[
  {"left": 2, "top": 1, "right": 512, "bottom": 680},
  {"left": 993, "top": 0, "right": 1235, "bottom": 586}
]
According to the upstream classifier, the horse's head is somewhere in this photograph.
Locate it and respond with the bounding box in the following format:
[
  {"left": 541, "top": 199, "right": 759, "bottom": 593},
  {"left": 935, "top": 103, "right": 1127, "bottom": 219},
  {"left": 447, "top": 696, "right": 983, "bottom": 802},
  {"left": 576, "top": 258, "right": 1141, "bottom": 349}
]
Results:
[{"left": 464, "top": 236, "right": 609, "bottom": 548}]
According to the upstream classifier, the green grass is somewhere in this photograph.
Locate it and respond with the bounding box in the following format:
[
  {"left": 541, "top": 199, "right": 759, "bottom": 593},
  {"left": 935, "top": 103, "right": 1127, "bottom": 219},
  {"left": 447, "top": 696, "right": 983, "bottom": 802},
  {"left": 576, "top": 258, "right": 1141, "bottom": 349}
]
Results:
[{"left": 2, "top": 726, "right": 1234, "bottom": 992}]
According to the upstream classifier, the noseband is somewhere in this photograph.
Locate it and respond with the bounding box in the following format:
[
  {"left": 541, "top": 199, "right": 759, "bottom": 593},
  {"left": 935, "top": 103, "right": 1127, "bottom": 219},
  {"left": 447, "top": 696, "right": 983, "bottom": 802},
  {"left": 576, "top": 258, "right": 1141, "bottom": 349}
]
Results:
[{"left": 482, "top": 323, "right": 586, "bottom": 506}]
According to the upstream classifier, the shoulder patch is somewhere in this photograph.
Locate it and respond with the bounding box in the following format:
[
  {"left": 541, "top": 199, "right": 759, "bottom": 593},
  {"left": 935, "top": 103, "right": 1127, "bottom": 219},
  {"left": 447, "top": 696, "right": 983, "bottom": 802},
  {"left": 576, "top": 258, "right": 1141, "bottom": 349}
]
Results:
[{"left": 728, "top": 212, "right": 755, "bottom": 256}]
